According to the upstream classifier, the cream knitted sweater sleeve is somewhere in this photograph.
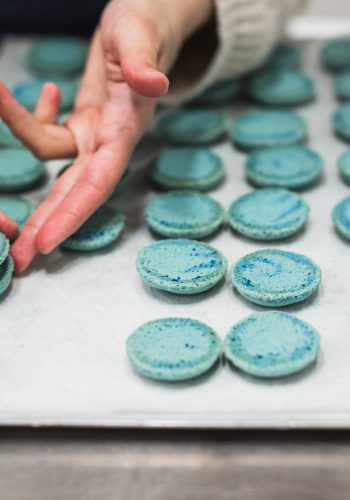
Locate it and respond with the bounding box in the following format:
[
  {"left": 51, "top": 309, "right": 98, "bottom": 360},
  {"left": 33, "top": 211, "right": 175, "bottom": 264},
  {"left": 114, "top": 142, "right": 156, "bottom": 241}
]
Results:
[{"left": 163, "top": 0, "right": 307, "bottom": 104}]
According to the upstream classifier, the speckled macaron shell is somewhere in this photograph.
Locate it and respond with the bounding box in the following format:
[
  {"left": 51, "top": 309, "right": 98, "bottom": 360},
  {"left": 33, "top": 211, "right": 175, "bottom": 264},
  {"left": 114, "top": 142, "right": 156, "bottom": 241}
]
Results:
[
  {"left": 245, "top": 145, "right": 323, "bottom": 190},
  {"left": 228, "top": 188, "right": 309, "bottom": 241},
  {"left": 247, "top": 70, "right": 315, "bottom": 106},
  {"left": 337, "top": 150, "right": 350, "bottom": 184},
  {"left": 151, "top": 147, "right": 224, "bottom": 191},
  {"left": 263, "top": 44, "right": 302, "bottom": 70},
  {"left": 137, "top": 239, "right": 227, "bottom": 295},
  {"left": 13, "top": 79, "right": 78, "bottom": 112},
  {"left": 0, "top": 148, "right": 45, "bottom": 192},
  {"left": 333, "top": 104, "right": 350, "bottom": 142},
  {"left": 145, "top": 191, "right": 225, "bottom": 239},
  {"left": 188, "top": 80, "right": 241, "bottom": 107},
  {"left": 28, "top": 36, "right": 88, "bottom": 76},
  {"left": 0, "top": 233, "right": 10, "bottom": 266},
  {"left": 332, "top": 196, "right": 350, "bottom": 239},
  {"left": 231, "top": 249, "right": 321, "bottom": 307},
  {"left": 322, "top": 38, "right": 350, "bottom": 72},
  {"left": 156, "top": 110, "right": 227, "bottom": 145},
  {"left": 230, "top": 110, "right": 307, "bottom": 150},
  {"left": 0, "top": 122, "right": 22, "bottom": 148},
  {"left": 61, "top": 205, "right": 125, "bottom": 251},
  {"left": 0, "top": 255, "right": 14, "bottom": 295},
  {"left": 0, "top": 195, "right": 33, "bottom": 228},
  {"left": 334, "top": 71, "right": 350, "bottom": 101},
  {"left": 224, "top": 311, "right": 320, "bottom": 378},
  {"left": 127, "top": 317, "right": 221, "bottom": 381}
]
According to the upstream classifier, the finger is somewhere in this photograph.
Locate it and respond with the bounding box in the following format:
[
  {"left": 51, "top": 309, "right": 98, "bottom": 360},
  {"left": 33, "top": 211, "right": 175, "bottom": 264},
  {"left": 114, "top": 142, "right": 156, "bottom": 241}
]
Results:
[
  {"left": 0, "top": 212, "right": 18, "bottom": 240},
  {"left": 0, "top": 82, "right": 76, "bottom": 160},
  {"left": 36, "top": 139, "right": 134, "bottom": 254},
  {"left": 34, "top": 82, "right": 61, "bottom": 124},
  {"left": 11, "top": 157, "right": 88, "bottom": 273}
]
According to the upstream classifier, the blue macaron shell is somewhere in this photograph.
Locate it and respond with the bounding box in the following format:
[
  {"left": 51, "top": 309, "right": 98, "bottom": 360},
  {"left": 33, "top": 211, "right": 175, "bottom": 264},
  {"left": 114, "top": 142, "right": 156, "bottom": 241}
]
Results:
[
  {"left": 247, "top": 70, "right": 314, "bottom": 106},
  {"left": 224, "top": 311, "right": 320, "bottom": 378},
  {"left": 337, "top": 150, "right": 350, "bottom": 184},
  {"left": 127, "top": 317, "right": 221, "bottom": 381},
  {"left": 0, "top": 195, "right": 33, "bottom": 228},
  {"left": 0, "top": 255, "right": 14, "bottom": 295},
  {"left": 231, "top": 249, "right": 321, "bottom": 307},
  {"left": 245, "top": 145, "right": 323, "bottom": 189},
  {"left": 333, "top": 103, "right": 350, "bottom": 141},
  {"left": 156, "top": 110, "right": 227, "bottom": 144},
  {"left": 334, "top": 71, "right": 350, "bottom": 100},
  {"left": 230, "top": 110, "right": 307, "bottom": 150},
  {"left": 151, "top": 147, "right": 224, "bottom": 191},
  {"left": 322, "top": 38, "right": 350, "bottom": 72},
  {"left": 263, "top": 44, "right": 302, "bottom": 70},
  {"left": 0, "top": 233, "right": 10, "bottom": 265},
  {"left": 0, "top": 148, "right": 46, "bottom": 192},
  {"left": 137, "top": 239, "right": 227, "bottom": 295},
  {"left": 228, "top": 188, "right": 309, "bottom": 241},
  {"left": 13, "top": 79, "right": 78, "bottom": 112},
  {"left": 332, "top": 196, "right": 350, "bottom": 239},
  {"left": 188, "top": 80, "right": 241, "bottom": 106},
  {"left": 61, "top": 205, "right": 125, "bottom": 251},
  {"left": 28, "top": 36, "right": 88, "bottom": 76},
  {"left": 145, "top": 191, "right": 225, "bottom": 239},
  {"left": 0, "top": 122, "right": 22, "bottom": 148}
]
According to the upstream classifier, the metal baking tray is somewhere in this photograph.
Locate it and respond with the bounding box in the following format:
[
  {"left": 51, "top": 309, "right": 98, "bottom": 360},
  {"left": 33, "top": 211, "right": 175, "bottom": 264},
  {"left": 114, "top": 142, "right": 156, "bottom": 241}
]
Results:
[{"left": 1, "top": 32, "right": 350, "bottom": 429}]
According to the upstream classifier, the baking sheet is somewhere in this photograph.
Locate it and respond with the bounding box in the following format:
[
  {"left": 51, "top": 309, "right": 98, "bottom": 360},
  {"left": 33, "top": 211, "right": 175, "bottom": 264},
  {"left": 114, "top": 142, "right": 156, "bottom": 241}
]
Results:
[{"left": 1, "top": 36, "right": 350, "bottom": 429}]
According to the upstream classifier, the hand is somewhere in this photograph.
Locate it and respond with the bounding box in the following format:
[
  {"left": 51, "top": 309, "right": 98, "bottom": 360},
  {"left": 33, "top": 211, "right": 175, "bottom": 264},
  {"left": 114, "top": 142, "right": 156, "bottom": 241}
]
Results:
[
  {"left": 0, "top": 0, "right": 213, "bottom": 273},
  {"left": 0, "top": 212, "right": 18, "bottom": 240}
]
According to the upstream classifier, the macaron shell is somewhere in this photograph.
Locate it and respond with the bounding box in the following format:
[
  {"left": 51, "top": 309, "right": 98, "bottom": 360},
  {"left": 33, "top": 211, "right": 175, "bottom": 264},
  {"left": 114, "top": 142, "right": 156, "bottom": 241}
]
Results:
[
  {"left": 0, "top": 195, "right": 33, "bottom": 228},
  {"left": 333, "top": 103, "right": 350, "bottom": 141},
  {"left": 0, "top": 149, "right": 45, "bottom": 193},
  {"left": 332, "top": 196, "right": 350, "bottom": 239},
  {"left": 0, "top": 255, "right": 14, "bottom": 295},
  {"left": 13, "top": 79, "right": 78, "bottom": 112},
  {"left": 338, "top": 150, "right": 350, "bottom": 184},
  {"left": 0, "top": 122, "right": 22, "bottom": 148},
  {"left": 0, "top": 233, "right": 10, "bottom": 266},
  {"left": 188, "top": 80, "right": 241, "bottom": 107},
  {"left": 262, "top": 44, "right": 302, "bottom": 70},
  {"left": 322, "top": 38, "right": 350, "bottom": 72}
]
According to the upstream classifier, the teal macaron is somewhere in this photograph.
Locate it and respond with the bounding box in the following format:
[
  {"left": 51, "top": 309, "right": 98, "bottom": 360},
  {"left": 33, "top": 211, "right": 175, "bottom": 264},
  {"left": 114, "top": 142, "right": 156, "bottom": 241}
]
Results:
[
  {"left": 231, "top": 249, "right": 321, "bottom": 307},
  {"left": 333, "top": 103, "right": 350, "bottom": 142},
  {"left": 150, "top": 147, "right": 224, "bottom": 191},
  {"left": 145, "top": 191, "right": 225, "bottom": 239},
  {"left": 228, "top": 188, "right": 309, "bottom": 241},
  {"left": 332, "top": 196, "right": 350, "bottom": 239},
  {"left": 224, "top": 311, "right": 320, "bottom": 378},
  {"left": 13, "top": 79, "right": 78, "bottom": 112},
  {"left": 245, "top": 145, "right": 323, "bottom": 190},
  {"left": 0, "top": 195, "right": 33, "bottom": 228},
  {"left": 0, "top": 122, "right": 22, "bottom": 148},
  {"left": 127, "top": 317, "right": 221, "bottom": 381},
  {"left": 337, "top": 149, "right": 350, "bottom": 184},
  {"left": 230, "top": 110, "right": 307, "bottom": 150},
  {"left": 28, "top": 36, "right": 88, "bottom": 77},
  {"left": 156, "top": 110, "right": 227, "bottom": 145},
  {"left": 0, "top": 148, "right": 46, "bottom": 192},
  {"left": 187, "top": 80, "right": 241, "bottom": 107},
  {"left": 137, "top": 239, "right": 227, "bottom": 295},
  {"left": 0, "top": 255, "right": 14, "bottom": 295},
  {"left": 334, "top": 71, "right": 350, "bottom": 100},
  {"left": 263, "top": 44, "right": 302, "bottom": 71},
  {"left": 61, "top": 205, "right": 125, "bottom": 252},
  {"left": 247, "top": 70, "right": 315, "bottom": 107},
  {"left": 321, "top": 38, "right": 350, "bottom": 72},
  {"left": 0, "top": 232, "right": 10, "bottom": 265}
]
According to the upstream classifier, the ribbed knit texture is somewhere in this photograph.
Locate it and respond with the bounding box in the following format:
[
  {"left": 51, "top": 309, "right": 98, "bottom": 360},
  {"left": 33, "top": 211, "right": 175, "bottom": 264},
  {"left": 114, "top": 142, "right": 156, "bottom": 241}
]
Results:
[{"left": 162, "top": 0, "right": 307, "bottom": 105}]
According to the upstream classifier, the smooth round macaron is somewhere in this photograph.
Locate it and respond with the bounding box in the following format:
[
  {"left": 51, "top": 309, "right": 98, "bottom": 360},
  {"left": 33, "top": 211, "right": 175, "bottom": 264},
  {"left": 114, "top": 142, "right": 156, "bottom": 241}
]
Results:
[
  {"left": 13, "top": 79, "right": 78, "bottom": 112},
  {"left": 245, "top": 145, "right": 323, "bottom": 190},
  {"left": 231, "top": 249, "right": 321, "bottom": 307},
  {"left": 0, "top": 149, "right": 45, "bottom": 192},
  {"left": 321, "top": 38, "right": 350, "bottom": 72},
  {"left": 247, "top": 70, "right": 315, "bottom": 106},
  {"left": 188, "top": 80, "right": 241, "bottom": 107},
  {"left": 0, "top": 195, "right": 33, "bottom": 228},
  {"left": 28, "top": 36, "right": 88, "bottom": 76},
  {"left": 61, "top": 205, "right": 125, "bottom": 251},
  {"left": 0, "top": 122, "right": 22, "bottom": 148},
  {"left": 150, "top": 147, "right": 224, "bottom": 191},
  {"left": 156, "top": 110, "right": 227, "bottom": 144},
  {"left": 0, "top": 233, "right": 10, "bottom": 266},
  {"left": 228, "top": 188, "right": 309, "bottom": 241},
  {"left": 334, "top": 71, "right": 350, "bottom": 100},
  {"left": 337, "top": 149, "right": 350, "bottom": 184},
  {"left": 127, "top": 317, "right": 221, "bottom": 381},
  {"left": 230, "top": 110, "right": 307, "bottom": 150},
  {"left": 145, "top": 191, "right": 225, "bottom": 239},
  {"left": 263, "top": 44, "right": 302, "bottom": 70},
  {"left": 0, "top": 255, "right": 14, "bottom": 295},
  {"left": 332, "top": 196, "right": 350, "bottom": 239},
  {"left": 137, "top": 239, "right": 227, "bottom": 295},
  {"left": 333, "top": 103, "right": 350, "bottom": 142},
  {"left": 224, "top": 311, "right": 320, "bottom": 378}
]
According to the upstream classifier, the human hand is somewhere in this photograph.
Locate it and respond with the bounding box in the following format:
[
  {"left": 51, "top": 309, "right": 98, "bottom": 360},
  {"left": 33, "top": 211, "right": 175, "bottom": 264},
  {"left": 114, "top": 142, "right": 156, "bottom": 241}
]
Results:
[{"left": 0, "top": 0, "right": 213, "bottom": 273}]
